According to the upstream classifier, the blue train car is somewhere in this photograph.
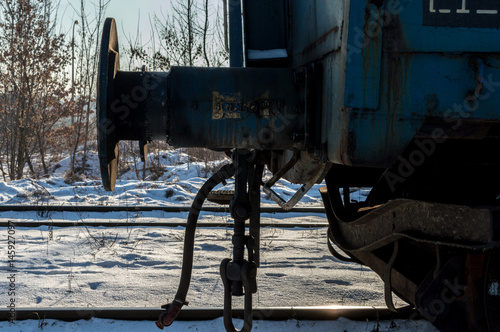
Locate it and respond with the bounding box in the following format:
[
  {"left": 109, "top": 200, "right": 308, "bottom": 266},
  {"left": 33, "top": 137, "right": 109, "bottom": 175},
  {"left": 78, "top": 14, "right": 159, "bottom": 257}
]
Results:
[{"left": 98, "top": 1, "right": 500, "bottom": 331}]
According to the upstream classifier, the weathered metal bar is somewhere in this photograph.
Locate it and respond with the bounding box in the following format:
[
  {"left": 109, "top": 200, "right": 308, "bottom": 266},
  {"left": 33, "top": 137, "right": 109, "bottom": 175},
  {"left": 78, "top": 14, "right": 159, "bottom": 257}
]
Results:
[
  {"left": 0, "top": 306, "right": 418, "bottom": 322},
  {"left": 321, "top": 187, "right": 499, "bottom": 251},
  {"left": 0, "top": 205, "right": 325, "bottom": 214},
  {"left": 167, "top": 67, "right": 304, "bottom": 150},
  {"left": 263, "top": 164, "right": 328, "bottom": 211},
  {"left": 0, "top": 221, "right": 329, "bottom": 229},
  {"left": 103, "top": 67, "right": 306, "bottom": 150}
]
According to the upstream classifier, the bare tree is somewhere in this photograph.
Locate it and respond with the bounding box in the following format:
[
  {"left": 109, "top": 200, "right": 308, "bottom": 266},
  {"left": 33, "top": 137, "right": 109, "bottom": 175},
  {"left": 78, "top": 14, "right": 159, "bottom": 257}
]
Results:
[
  {"left": 126, "top": 0, "right": 228, "bottom": 71},
  {"left": 202, "top": 0, "right": 210, "bottom": 67},
  {"left": 0, "top": 0, "right": 70, "bottom": 179},
  {"left": 67, "top": 0, "right": 110, "bottom": 177}
]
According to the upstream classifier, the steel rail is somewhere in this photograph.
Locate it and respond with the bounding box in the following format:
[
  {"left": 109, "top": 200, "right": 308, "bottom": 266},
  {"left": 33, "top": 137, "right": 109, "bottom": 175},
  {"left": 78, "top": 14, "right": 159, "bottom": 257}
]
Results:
[
  {"left": 0, "top": 205, "right": 325, "bottom": 214},
  {"left": 0, "top": 306, "right": 417, "bottom": 322},
  {"left": 0, "top": 220, "right": 328, "bottom": 228}
]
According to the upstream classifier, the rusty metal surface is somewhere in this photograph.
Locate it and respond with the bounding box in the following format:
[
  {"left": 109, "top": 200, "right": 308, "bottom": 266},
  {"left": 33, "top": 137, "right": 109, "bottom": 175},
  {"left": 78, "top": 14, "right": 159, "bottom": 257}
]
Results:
[
  {"left": 289, "top": 0, "right": 343, "bottom": 67},
  {"left": 167, "top": 67, "right": 306, "bottom": 150},
  {"left": 0, "top": 306, "right": 419, "bottom": 322},
  {"left": 101, "top": 65, "right": 308, "bottom": 152},
  {"left": 394, "top": 0, "right": 500, "bottom": 52},
  {"left": 263, "top": 163, "right": 328, "bottom": 211},
  {"left": 321, "top": 187, "right": 498, "bottom": 251},
  {"left": 285, "top": 0, "right": 500, "bottom": 167},
  {"left": 343, "top": 0, "right": 500, "bottom": 166},
  {"left": 97, "top": 18, "right": 120, "bottom": 191},
  {"left": 351, "top": 250, "right": 418, "bottom": 306},
  {"left": 344, "top": 1, "right": 383, "bottom": 110}
]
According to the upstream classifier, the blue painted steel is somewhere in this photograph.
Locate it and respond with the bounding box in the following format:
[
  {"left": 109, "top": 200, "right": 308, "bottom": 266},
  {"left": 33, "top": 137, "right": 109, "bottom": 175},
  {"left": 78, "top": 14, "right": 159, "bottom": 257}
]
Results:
[
  {"left": 288, "top": 0, "right": 345, "bottom": 163},
  {"left": 393, "top": 0, "right": 500, "bottom": 52},
  {"left": 101, "top": 1, "right": 500, "bottom": 179},
  {"left": 167, "top": 67, "right": 305, "bottom": 151},
  {"left": 287, "top": 0, "right": 500, "bottom": 167},
  {"left": 243, "top": 1, "right": 287, "bottom": 53},
  {"left": 289, "top": 0, "right": 342, "bottom": 68},
  {"left": 344, "top": 2, "right": 382, "bottom": 110},
  {"left": 229, "top": 0, "right": 244, "bottom": 67}
]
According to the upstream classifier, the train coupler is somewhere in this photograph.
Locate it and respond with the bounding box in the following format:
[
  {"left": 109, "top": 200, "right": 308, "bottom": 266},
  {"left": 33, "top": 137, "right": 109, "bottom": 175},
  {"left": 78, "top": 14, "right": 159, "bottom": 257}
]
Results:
[
  {"left": 218, "top": 149, "right": 261, "bottom": 332},
  {"left": 220, "top": 258, "right": 258, "bottom": 332}
]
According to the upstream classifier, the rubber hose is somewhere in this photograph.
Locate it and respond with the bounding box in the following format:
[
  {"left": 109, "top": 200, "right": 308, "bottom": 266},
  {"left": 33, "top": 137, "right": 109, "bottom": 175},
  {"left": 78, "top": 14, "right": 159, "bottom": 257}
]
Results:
[{"left": 174, "top": 163, "right": 236, "bottom": 305}]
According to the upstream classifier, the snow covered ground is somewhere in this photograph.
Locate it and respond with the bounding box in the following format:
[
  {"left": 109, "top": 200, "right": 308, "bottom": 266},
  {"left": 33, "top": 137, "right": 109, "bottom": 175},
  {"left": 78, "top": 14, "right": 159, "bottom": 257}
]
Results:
[
  {"left": 0, "top": 316, "right": 435, "bottom": 332},
  {"left": 1, "top": 224, "right": 384, "bottom": 308},
  {"left": 0, "top": 150, "right": 369, "bottom": 208},
  {"left": 0, "top": 151, "right": 437, "bottom": 331}
]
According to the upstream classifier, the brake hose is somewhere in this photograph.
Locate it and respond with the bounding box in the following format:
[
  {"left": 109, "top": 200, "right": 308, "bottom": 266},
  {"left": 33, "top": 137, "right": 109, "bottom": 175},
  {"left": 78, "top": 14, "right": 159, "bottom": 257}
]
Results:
[{"left": 156, "top": 163, "right": 236, "bottom": 329}]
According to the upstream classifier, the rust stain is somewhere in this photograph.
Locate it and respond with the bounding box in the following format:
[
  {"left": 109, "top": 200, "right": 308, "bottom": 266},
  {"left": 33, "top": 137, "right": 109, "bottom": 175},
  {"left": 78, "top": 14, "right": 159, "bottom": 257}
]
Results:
[{"left": 361, "top": 3, "right": 384, "bottom": 108}]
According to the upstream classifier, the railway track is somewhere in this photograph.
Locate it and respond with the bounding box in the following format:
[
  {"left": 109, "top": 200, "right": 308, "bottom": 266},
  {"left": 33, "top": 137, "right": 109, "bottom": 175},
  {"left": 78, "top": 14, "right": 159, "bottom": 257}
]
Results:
[
  {"left": 0, "top": 204, "right": 327, "bottom": 228},
  {"left": 0, "top": 220, "right": 328, "bottom": 228},
  {"left": 0, "top": 306, "right": 416, "bottom": 322},
  {"left": 0, "top": 206, "right": 392, "bottom": 329},
  {"left": 0, "top": 205, "right": 325, "bottom": 214}
]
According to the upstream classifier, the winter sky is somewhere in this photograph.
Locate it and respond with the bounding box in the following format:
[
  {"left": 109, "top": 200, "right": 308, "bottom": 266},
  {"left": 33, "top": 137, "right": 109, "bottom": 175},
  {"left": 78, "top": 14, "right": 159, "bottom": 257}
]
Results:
[{"left": 59, "top": 0, "right": 166, "bottom": 41}]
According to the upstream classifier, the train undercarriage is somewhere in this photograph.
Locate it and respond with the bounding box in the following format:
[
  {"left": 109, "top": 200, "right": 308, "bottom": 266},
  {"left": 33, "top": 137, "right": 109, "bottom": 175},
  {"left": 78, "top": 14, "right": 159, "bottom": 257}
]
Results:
[
  {"left": 323, "top": 137, "right": 500, "bottom": 332},
  {"left": 152, "top": 139, "right": 500, "bottom": 332},
  {"left": 97, "top": 0, "right": 500, "bottom": 331}
]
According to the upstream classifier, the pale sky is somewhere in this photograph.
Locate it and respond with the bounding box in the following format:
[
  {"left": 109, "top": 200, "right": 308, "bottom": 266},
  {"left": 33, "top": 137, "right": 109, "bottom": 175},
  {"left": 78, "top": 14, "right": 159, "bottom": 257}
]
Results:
[
  {"left": 59, "top": 0, "right": 168, "bottom": 43},
  {"left": 57, "top": 0, "right": 221, "bottom": 69},
  {"left": 107, "top": 0, "right": 168, "bottom": 43}
]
